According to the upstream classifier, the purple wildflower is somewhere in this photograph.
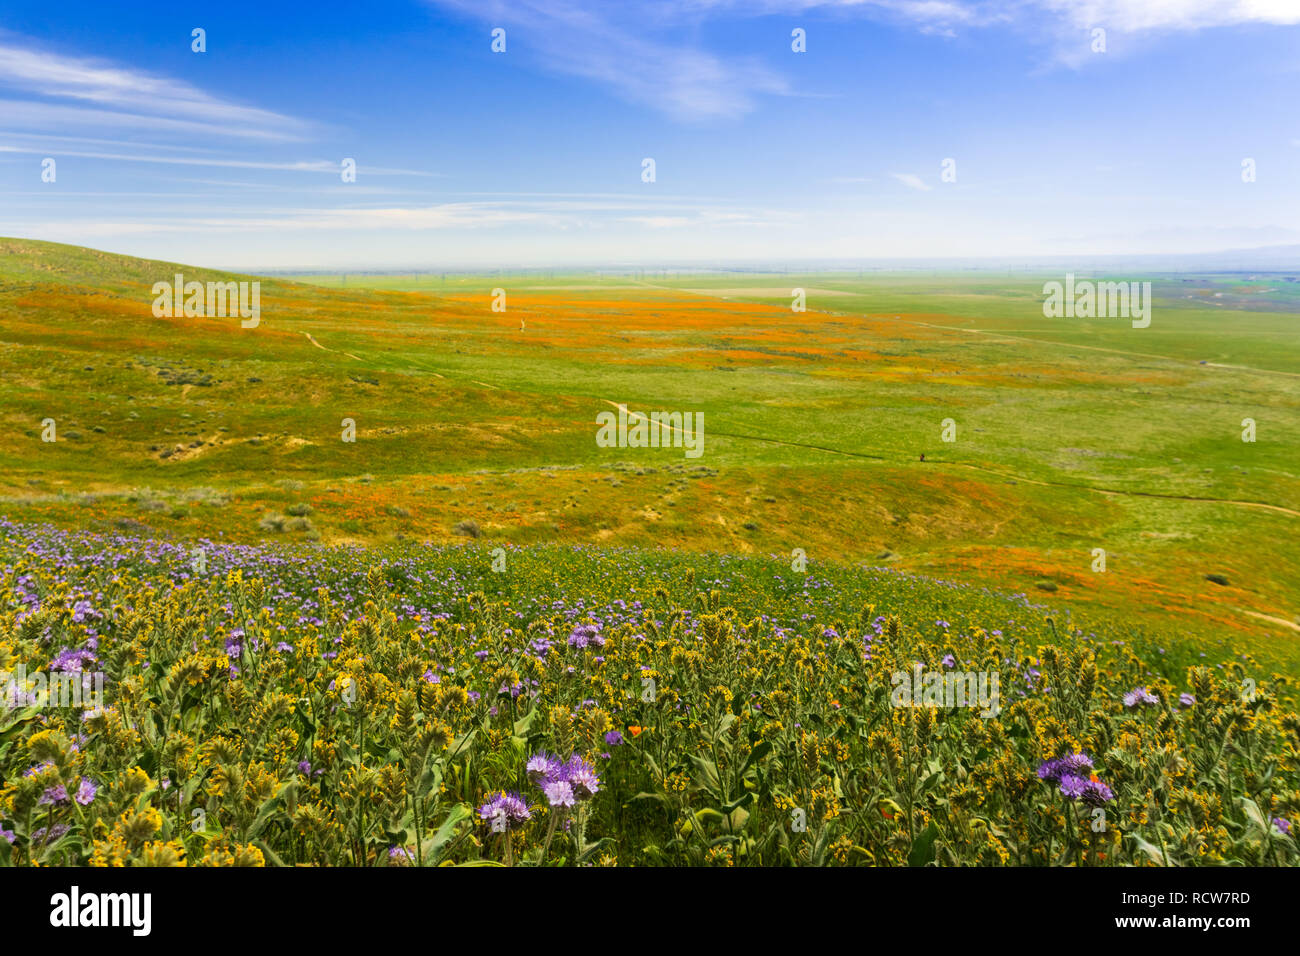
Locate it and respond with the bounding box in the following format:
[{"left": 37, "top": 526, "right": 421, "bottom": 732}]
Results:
[
  {"left": 526, "top": 752, "right": 561, "bottom": 783},
  {"left": 1037, "top": 751, "right": 1093, "bottom": 784},
  {"left": 1081, "top": 779, "right": 1114, "bottom": 807},
  {"left": 1123, "top": 687, "right": 1160, "bottom": 709},
  {"left": 1058, "top": 774, "right": 1088, "bottom": 800},
  {"left": 31, "top": 824, "right": 69, "bottom": 844},
  {"left": 478, "top": 791, "right": 532, "bottom": 830},
  {"left": 567, "top": 623, "right": 605, "bottom": 649},
  {"left": 543, "top": 779, "right": 576, "bottom": 808},
  {"left": 565, "top": 756, "right": 601, "bottom": 798}
]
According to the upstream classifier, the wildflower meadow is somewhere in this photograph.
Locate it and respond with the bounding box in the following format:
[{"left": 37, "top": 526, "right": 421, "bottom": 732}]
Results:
[{"left": 2, "top": 518, "right": 1296, "bottom": 867}]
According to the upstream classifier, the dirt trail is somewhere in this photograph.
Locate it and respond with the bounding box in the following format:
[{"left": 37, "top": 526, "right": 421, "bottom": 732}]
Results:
[
  {"left": 1240, "top": 610, "right": 1300, "bottom": 632},
  {"left": 303, "top": 331, "right": 362, "bottom": 362}
]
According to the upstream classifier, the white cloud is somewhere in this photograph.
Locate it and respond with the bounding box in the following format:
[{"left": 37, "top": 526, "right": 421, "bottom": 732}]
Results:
[
  {"left": 0, "top": 144, "right": 434, "bottom": 176},
  {"left": 0, "top": 196, "right": 791, "bottom": 240},
  {"left": 0, "top": 39, "right": 312, "bottom": 141},
  {"left": 891, "top": 172, "right": 932, "bottom": 191},
  {"left": 1036, "top": 0, "right": 1300, "bottom": 31},
  {"left": 429, "top": 0, "right": 1300, "bottom": 110},
  {"left": 428, "top": 1, "right": 788, "bottom": 120}
]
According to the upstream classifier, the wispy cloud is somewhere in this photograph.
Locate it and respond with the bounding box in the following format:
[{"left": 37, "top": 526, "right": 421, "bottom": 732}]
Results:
[
  {"left": 0, "top": 144, "right": 434, "bottom": 176},
  {"left": 0, "top": 38, "right": 312, "bottom": 141},
  {"left": 1, "top": 196, "right": 793, "bottom": 240},
  {"left": 891, "top": 172, "right": 932, "bottom": 191},
  {"left": 428, "top": 1, "right": 789, "bottom": 121},
  {"left": 429, "top": 0, "right": 1300, "bottom": 113},
  {"left": 1036, "top": 0, "right": 1300, "bottom": 32}
]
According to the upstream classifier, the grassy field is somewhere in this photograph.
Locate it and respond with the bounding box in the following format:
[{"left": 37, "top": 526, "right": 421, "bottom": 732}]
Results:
[
  {"left": 3, "top": 237, "right": 1299, "bottom": 869},
  {"left": 1, "top": 238, "right": 1297, "bottom": 675},
  {"left": 3, "top": 519, "right": 1297, "bottom": 867}
]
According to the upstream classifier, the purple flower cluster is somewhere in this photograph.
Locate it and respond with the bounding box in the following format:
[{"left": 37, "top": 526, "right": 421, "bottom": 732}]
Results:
[
  {"left": 1059, "top": 775, "right": 1114, "bottom": 807},
  {"left": 1123, "top": 687, "right": 1160, "bottom": 709},
  {"left": 34, "top": 776, "right": 97, "bottom": 808},
  {"left": 527, "top": 752, "right": 601, "bottom": 808},
  {"left": 478, "top": 791, "right": 532, "bottom": 831},
  {"left": 70, "top": 600, "right": 100, "bottom": 624},
  {"left": 388, "top": 846, "right": 414, "bottom": 864},
  {"left": 567, "top": 624, "right": 604, "bottom": 650},
  {"left": 1037, "top": 752, "right": 1093, "bottom": 782},
  {"left": 49, "top": 646, "right": 97, "bottom": 673},
  {"left": 32, "top": 824, "right": 70, "bottom": 844},
  {"left": 1038, "top": 752, "right": 1113, "bottom": 807}
]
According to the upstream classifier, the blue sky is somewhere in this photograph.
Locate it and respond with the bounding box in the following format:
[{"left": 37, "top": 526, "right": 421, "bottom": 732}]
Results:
[{"left": 1, "top": 0, "right": 1298, "bottom": 269}]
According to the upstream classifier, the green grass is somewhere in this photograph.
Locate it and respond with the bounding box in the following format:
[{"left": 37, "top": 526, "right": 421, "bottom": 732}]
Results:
[{"left": 2, "top": 237, "right": 1297, "bottom": 674}]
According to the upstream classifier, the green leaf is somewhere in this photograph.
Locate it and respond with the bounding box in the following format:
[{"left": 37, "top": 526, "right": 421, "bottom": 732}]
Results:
[
  {"left": 907, "top": 821, "right": 940, "bottom": 867},
  {"left": 689, "top": 755, "right": 721, "bottom": 795},
  {"left": 0, "top": 706, "right": 41, "bottom": 741},
  {"left": 420, "top": 803, "right": 471, "bottom": 864},
  {"left": 693, "top": 808, "right": 725, "bottom": 827},
  {"left": 254, "top": 838, "right": 286, "bottom": 867},
  {"left": 1237, "top": 797, "right": 1269, "bottom": 837},
  {"left": 628, "top": 791, "right": 669, "bottom": 806},
  {"left": 720, "top": 791, "right": 754, "bottom": 815},
  {"left": 1129, "top": 833, "right": 1167, "bottom": 865},
  {"left": 512, "top": 705, "right": 540, "bottom": 737},
  {"left": 739, "top": 741, "right": 772, "bottom": 778}
]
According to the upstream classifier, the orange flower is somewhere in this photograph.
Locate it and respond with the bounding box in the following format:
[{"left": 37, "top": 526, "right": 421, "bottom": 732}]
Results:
[{"left": 628, "top": 726, "right": 643, "bottom": 737}]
